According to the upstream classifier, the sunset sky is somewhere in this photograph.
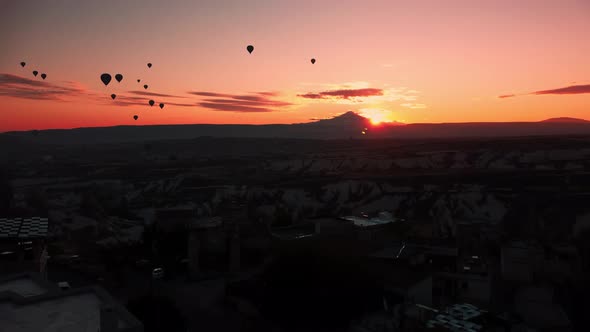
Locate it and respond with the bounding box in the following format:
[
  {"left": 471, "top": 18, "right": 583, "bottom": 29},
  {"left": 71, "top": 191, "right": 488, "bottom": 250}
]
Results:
[{"left": 1, "top": 0, "right": 589, "bottom": 132}]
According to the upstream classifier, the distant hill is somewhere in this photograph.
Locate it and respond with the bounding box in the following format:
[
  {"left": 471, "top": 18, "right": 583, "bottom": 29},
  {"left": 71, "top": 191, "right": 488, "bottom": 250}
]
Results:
[
  {"left": 540, "top": 117, "right": 589, "bottom": 123},
  {"left": 3, "top": 112, "right": 590, "bottom": 145}
]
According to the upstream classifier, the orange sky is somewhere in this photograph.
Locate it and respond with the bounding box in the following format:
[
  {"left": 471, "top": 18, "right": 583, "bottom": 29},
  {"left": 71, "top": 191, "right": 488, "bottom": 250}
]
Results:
[{"left": 1, "top": 0, "right": 589, "bottom": 132}]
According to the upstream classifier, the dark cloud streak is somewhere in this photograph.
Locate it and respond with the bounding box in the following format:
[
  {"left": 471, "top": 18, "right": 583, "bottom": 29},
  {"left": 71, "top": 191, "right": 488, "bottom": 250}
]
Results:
[
  {"left": 128, "top": 90, "right": 187, "bottom": 98},
  {"left": 0, "top": 73, "right": 89, "bottom": 101},
  {"left": 533, "top": 84, "right": 590, "bottom": 95},
  {"left": 298, "top": 88, "right": 383, "bottom": 100},
  {"left": 197, "top": 102, "right": 273, "bottom": 112},
  {"left": 191, "top": 90, "right": 292, "bottom": 113},
  {"left": 499, "top": 84, "right": 590, "bottom": 99}
]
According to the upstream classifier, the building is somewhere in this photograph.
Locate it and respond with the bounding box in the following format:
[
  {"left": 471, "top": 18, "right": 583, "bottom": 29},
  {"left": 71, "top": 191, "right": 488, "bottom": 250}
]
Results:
[
  {"left": 426, "top": 303, "right": 486, "bottom": 332},
  {"left": 187, "top": 216, "right": 226, "bottom": 277},
  {"left": 455, "top": 219, "right": 501, "bottom": 253},
  {"left": 366, "top": 249, "right": 433, "bottom": 308},
  {"left": 154, "top": 207, "right": 196, "bottom": 233},
  {"left": 0, "top": 217, "right": 48, "bottom": 275},
  {"left": 500, "top": 241, "right": 543, "bottom": 283},
  {"left": 0, "top": 272, "right": 143, "bottom": 332},
  {"left": 340, "top": 213, "right": 399, "bottom": 242}
]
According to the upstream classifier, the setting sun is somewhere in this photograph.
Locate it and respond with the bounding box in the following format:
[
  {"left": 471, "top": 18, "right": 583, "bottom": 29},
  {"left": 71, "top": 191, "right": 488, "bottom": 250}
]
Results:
[{"left": 359, "top": 109, "right": 395, "bottom": 125}]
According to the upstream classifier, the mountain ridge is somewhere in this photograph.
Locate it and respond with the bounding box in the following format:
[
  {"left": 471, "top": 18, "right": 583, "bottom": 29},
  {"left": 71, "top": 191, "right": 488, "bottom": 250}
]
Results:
[{"left": 3, "top": 112, "right": 590, "bottom": 145}]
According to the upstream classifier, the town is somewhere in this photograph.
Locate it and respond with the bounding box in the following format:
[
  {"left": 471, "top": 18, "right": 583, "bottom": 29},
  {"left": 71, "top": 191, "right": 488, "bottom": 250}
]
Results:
[{"left": 1, "top": 134, "right": 588, "bottom": 331}]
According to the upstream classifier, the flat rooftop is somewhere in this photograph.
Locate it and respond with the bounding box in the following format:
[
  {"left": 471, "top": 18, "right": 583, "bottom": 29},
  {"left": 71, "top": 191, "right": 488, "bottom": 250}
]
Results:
[
  {"left": 0, "top": 276, "right": 50, "bottom": 297},
  {"left": 0, "top": 217, "right": 48, "bottom": 239},
  {"left": 340, "top": 215, "right": 397, "bottom": 227},
  {"left": 0, "top": 273, "right": 142, "bottom": 332},
  {"left": 0, "top": 292, "right": 111, "bottom": 332}
]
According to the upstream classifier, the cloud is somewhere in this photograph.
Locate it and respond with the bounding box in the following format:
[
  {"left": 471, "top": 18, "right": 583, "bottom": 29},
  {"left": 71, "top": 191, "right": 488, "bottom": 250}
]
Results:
[
  {"left": 298, "top": 88, "right": 383, "bottom": 100},
  {"left": 400, "top": 103, "right": 427, "bottom": 109},
  {"left": 533, "top": 84, "right": 590, "bottom": 95},
  {"left": 128, "top": 90, "right": 187, "bottom": 98},
  {"left": 107, "top": 94, "right": 195, "bottom": 108},
  {"left": 188, "top": 91, "right": 233, "bottom": 97},
  {"left": 296, "top": 84, "right": 422, "bottom": 106},
  {"left": 251, "top": 91, "right": 279, "bottom": 97},
  {"left": 197, "top": 103, "right": 274, "bottom": 112},
  {"left": 190, "top": 91, "right": 293, "bottom": 113},
  {"left": 499, "top": 84, "right": 590, "bottom": 99},
  {"left": 0, "top": 73, "right": 91, "bottom": 101}
]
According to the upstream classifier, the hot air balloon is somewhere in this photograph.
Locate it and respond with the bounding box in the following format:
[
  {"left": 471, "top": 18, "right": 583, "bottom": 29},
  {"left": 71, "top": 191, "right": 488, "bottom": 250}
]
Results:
[
  {"left": 20, "top": 62, "right": 26, "bottom": 67},
  {"left": 149, "top": 100, "right": 154, "bottom": 106},
  {"left": 247, "top": 45, "right": 254, "bottom": 54},
  {"left": 137, "top": 79, "right": 141, "bottom": 83},
  {"left": 41, "top": 73, "right": 47, "bottom": 80},
  {"left": 111, "top": 94, "right": 116, "bottom": 100},
  {"left": 100, "top": 73, "right": 112, "bottom": 86},
  {"left": 115, "top": 74, "right": 123, "bottom": 83},
  {"left": 32, "top": 71, "right": 38, "bottom": 77},
  {"left": 133, "top": 115, "right": 138, "bottom": 120},
  {"left": 147, "top": 63, "right": 152, "bottom": 68},
  {"left": 143, "top": 84, "right": 148, "bottom": 90},
  {"left": 311, "top": 58, "right": 316, "bottom": 64},
  {"left": 159, "top": 103, "right": 164, "bottom": 109}
]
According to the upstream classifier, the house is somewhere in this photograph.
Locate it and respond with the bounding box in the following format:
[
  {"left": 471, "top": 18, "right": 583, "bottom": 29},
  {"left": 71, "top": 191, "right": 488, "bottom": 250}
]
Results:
[
  {"left": 500, "top": 241, "right": 543, "bottom": 283},
  {"left": 364, "top": 252, "right": 433, "bottom": 308},
  {"left": 0, "top": 217, "right": 48, "bottom": 275},
  {"left": 187, "top": 216, "right": 242, "bottom": 277},
  {"left": 0, "top": 272, "right": 143, "bottom": 332}
]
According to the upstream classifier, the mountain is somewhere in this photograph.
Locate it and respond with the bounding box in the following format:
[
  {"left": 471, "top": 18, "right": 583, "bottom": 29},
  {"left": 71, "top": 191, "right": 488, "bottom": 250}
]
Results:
[
  {"left": 540, "top": 117, "right": 590, "bottom": 123},
  {"left": 310, "top": 111, "right": 372, "bottom": 127},
  {"left": 3, "top": 112, "right": 590, "bottom": 145}
]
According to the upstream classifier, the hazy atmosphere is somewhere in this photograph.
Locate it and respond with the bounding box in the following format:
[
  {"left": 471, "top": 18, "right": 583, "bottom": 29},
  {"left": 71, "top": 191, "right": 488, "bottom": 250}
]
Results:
[{"left": 1, "top": 0, "right": 589, "bottom": 131}]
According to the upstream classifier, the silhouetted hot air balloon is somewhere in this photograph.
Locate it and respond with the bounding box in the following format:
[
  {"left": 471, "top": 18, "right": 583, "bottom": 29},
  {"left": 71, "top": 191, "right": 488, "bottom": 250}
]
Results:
[
  {"left": 247, "top": 45, "right": 254, "bottom": 54},
  {"left": 20, "top": 62, "right": 26, "bottom": 68},
  {"left": 147, "top": 63, "right": 152, "bottom": 68},
  {"left": 143, "top": 84, "right": 148, "bottom": 90},
  {"left": 311, "top": 58, "right": 316, "bottom": 64},
  {"left": 115, "top": 74, "right": 123, "bottom": 83},
  {"left": 159, "top": 103, "right": 164, "bottom": 109},
  {"left": 41, "top": 73, "right": 47, "bottom": 80},
  {"left": 111, "top": 94, "right": 116, "bottom": 100},
  {"left": 137, "top": 79, "right": 141, "bottom": 83},
  {"left": 149, "top": 100, "right": 154, "bottom": 106},
  {"left": 32, "top": 71, "right": 38, "bottom": 77},
  {"left": 133, "top": 115, "right": 138, "bottom": 120},
  {"left": 100, "top": 73, "right": 112, "bottom": 86}
]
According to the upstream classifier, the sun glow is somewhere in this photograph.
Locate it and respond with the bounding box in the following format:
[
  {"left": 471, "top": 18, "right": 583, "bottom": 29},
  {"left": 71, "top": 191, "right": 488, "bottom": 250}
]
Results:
[{"left": 359, "top": 108, "right": 394, "bottom": 125}]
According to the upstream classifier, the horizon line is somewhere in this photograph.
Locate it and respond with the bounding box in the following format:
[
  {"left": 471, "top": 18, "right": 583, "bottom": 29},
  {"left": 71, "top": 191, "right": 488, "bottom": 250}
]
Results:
[{"left": 2, "top": 116, "right": 589, "bottom": 134}]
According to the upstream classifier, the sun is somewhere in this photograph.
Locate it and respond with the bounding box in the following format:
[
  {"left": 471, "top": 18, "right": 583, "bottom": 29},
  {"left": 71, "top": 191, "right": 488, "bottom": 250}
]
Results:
[
  {"left": 359, "top": 109, "right": 392, "bottom": 125},
  {"left": 370, "top": 117, "right": 384, "bottom": 125}
]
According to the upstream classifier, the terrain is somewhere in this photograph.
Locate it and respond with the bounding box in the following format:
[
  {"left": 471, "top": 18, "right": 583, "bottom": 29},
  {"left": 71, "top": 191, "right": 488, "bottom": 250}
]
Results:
[{"left": 2, "top": 112, "right": 590, "bottom": 145}]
